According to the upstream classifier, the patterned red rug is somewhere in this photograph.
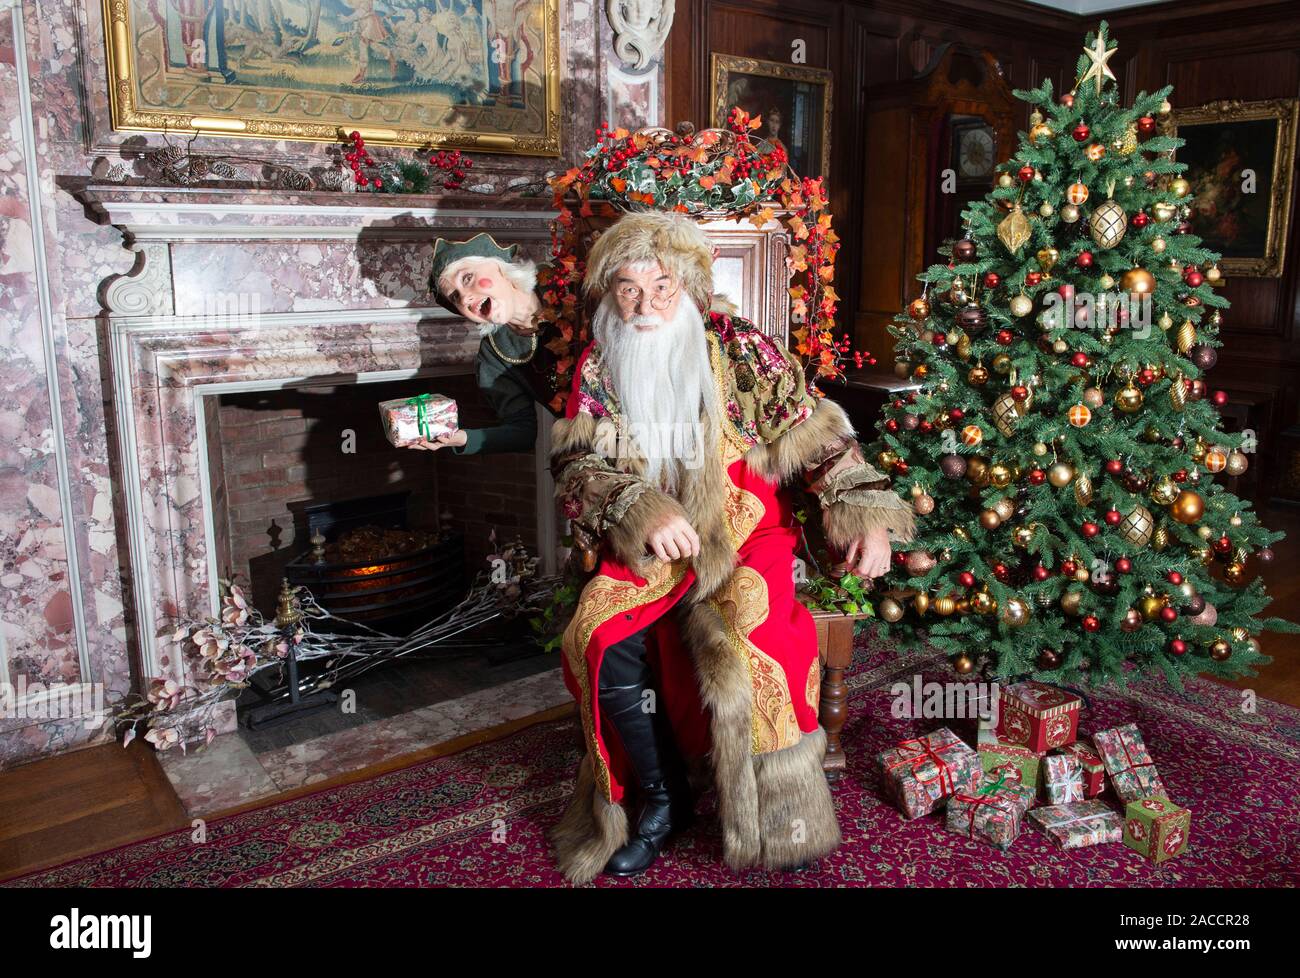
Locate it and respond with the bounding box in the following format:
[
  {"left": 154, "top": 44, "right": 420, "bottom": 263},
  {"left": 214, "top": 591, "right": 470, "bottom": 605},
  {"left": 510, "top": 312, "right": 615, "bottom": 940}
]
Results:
[{"left": 9, "top": 637, "right": 1300, "bottom": 887}]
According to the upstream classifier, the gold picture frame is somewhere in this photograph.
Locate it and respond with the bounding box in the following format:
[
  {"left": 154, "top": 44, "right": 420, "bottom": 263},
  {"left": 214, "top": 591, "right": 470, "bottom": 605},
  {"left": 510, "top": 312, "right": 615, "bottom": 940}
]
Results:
[
  {"left": 101, "top": 0, "right": 562, "bottom": 155},
  {"left": 710, "top": 53, "right": 832, "bottom": 182},
  {"left": 1169, "top": 98, "right": 1297, "bottom": 277}
]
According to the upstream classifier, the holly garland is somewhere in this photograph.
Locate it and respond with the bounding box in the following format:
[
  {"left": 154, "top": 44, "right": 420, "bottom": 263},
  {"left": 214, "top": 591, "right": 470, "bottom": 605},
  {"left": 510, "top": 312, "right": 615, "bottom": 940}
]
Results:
[
  {"left": 339, "top": 130, "right": 471, "bottom": 193},
  {"left": 541, "top": 109, "right": 873, "bottom": 414}
]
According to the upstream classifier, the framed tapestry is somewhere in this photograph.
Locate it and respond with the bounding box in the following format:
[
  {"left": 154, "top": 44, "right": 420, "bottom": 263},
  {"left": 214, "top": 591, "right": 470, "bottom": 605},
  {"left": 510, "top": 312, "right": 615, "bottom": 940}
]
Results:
[
  {"left": 710, "top": 54, "right": 832, "bottom": 182},
  {"left": 1169, "top": 98, "right": 1297, "bottom": 277},
  {"left": 101, "top": 0, "right": 562, "bottom": 155}
]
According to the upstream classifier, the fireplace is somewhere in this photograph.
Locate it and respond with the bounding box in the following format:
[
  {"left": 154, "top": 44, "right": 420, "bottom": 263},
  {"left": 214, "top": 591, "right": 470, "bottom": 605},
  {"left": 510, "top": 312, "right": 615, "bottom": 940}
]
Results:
[{"left": 79, "top": 184, "right": 559, "bottom": 737}]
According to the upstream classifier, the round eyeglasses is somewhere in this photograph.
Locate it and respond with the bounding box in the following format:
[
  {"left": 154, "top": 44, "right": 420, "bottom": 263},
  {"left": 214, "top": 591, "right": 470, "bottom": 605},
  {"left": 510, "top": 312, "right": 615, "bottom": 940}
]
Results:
[{"left": 615, "top": 281, "right": 682, "bottom": 310}]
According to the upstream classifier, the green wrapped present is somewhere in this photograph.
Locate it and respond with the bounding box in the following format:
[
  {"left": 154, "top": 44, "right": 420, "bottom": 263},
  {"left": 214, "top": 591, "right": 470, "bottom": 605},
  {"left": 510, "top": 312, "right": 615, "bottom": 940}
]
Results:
[
  {"left": 977, "top": 728, "right": 1042, "bottom": 794},
  {"left": 945, "top": 770, "right": 1036, "bottom": 849},
  {"left": 1123, "top": 796, "right": 1191, "bottom": 863}
]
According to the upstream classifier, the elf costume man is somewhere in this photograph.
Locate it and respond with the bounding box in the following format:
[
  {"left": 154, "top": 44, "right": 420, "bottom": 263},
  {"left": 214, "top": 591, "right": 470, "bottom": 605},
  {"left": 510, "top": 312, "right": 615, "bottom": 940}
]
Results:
[{"left": 547, "top": 211, "right": 915, "bottom": 882}]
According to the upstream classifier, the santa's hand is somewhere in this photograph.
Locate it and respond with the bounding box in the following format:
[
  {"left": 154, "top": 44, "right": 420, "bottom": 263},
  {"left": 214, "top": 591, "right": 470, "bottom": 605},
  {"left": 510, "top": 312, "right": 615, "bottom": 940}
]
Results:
[
  {"left": 407, "top": 430, "right": 468, "bottom": 451},
  {"left": 841, "top": 525, "right": 892, "bottom": 579},
  {"left": 647, "top": 514, "right": 700, "bottom": 562}
]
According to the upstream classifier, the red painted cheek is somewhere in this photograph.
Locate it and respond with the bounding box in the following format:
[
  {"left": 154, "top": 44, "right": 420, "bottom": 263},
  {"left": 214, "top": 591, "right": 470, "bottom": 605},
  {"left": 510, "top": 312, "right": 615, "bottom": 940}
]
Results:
[{"left": 477, "top": 277, "right": 493, "bottom": 289}]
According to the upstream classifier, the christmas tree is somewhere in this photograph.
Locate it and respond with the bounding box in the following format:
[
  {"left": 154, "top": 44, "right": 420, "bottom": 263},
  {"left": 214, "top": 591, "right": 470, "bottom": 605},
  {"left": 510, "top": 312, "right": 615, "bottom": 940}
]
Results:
[{"left": 867, "top": 22, "right": 1297, "bottom": 686}]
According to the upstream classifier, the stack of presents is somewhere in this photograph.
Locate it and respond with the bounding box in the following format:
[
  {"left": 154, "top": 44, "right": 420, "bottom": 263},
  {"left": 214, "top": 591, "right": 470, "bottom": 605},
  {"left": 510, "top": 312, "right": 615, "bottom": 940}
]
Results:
[{"left": 877, "top": 681, "right": 1191, "bottom": 862}]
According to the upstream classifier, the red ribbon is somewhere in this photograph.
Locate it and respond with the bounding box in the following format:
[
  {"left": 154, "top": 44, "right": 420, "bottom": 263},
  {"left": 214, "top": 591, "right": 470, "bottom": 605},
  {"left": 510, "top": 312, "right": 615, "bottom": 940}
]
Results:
[
  {"left": 887, "top": 735, "right": 964, "bottom": 795},
  {"left": 952, "top": 772, "right": 1015, "bottom": 835},
  {"left": 1112, "top": 728, "right": 1159, "bottom": 781}
]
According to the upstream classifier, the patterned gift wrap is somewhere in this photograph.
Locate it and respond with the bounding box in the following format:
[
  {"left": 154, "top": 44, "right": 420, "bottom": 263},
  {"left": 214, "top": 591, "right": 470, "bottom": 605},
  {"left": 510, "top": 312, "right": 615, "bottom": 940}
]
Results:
[
  {"left": 945, "top": 771, "right": 1036, "bottom": 849},
  {"left": 878, "top": 728, "right": 981, "bottom": 820},
  {"left": 1029, "top": 800, "right": 1125, "bottom": 849},
  {"left": 1056, "top": 740, "right": 1107, "bottom": 798},
  {"left": 1042, "top": 754, "right": 1086, "bottom": 804},
  {"left": 977, "top": 728, "right": 1042, "bottom": 793},
  {"left": 1093, "top": 723, "right": 1168, "bottom": 803},
  {"left": 996, "top": 681, "right": 1080, "bottom": 752},
  {"left": 1123, "top": 796, "right": 1192, "bottom": 864},
  {"left": 378, "top": 393, "right": 458, "bottom": 448}
]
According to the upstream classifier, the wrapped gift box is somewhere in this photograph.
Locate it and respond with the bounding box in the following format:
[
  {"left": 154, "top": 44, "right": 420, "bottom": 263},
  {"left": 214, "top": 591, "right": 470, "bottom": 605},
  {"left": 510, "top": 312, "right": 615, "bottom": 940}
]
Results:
[
  {"left": 1030, "top": 800, "right": 1124, "bottom": 849},
  {"left": 945, "top": 770, "right": 1036, "bottom": 849},
  {"left": 1093, "top": 723, "right": 1167, "bottom": 803},
  {"left": 996, "top": 681, "right": 1080, "bottom": 752},
  {"left": 1056, "top": 740, "right": 1107, "bottom": 798},
  {"left": 1123, "top": 796, "right": 1191, "bottom": 863},
  {"left": 379, "top": 393, "right": 458, "bottom": 448},
  {"left": 977, "top": 728, "right": 1042, "bottom": 793},
  {"left": 878, "top": 728, "right": 981, "bottom": 820},
  {"left": 1043, "top": 754, "right": 1086, "bottom": 804}
]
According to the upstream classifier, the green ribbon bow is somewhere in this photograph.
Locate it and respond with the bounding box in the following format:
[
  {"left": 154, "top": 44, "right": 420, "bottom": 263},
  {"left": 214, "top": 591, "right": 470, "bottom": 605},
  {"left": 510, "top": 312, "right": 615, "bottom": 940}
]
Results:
[{"left": 406, "top": 393, "right": 435, "bottom": 439}]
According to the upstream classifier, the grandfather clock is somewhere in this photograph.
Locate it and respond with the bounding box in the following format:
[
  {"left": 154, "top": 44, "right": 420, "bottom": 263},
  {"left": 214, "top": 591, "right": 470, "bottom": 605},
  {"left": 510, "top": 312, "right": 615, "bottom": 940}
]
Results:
[{"left": 854, "top": 44, "right": 1018, "bottom": 367}]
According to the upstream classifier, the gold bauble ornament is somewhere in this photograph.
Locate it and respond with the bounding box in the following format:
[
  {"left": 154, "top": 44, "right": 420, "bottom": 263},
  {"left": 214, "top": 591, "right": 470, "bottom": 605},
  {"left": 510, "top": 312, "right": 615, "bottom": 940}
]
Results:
[
  {"left": 1060, "top": 590, "right": 1082, "bottom": 615},
  {"left": 1225, "top": 562, "right": 1246, "bottom": 584},
  {"left": 1115, "top": 383, "right": 1145, "bottom": 413},
  {"left": 1175, "top": 319, "right": 1196, "bottom": 354},
  {"left": 1039, "top": 202, "right": 1055, "bottom": 218},
  {"left": 1120, "top": 267, "right": 1156, "bottom": 296},
  {"left": 1120, "top": 504, "right": 1155, "bottom": 547},
  {"left": 1010, "top": 293, "right": 1034, "bottom": 318},
  {"left": 1012, "top": 524, "right": 1036, "bottom": 548},
  {"left": 997, "top": 205, "right": 1033, "bottom": 254},
  {"left": 954, "top": 653, "right": 976, "bottom": 675},
  {"left": 1036, "top": 247, "right": 1060, "bottom": 273},
  {"left": 992, "top": 353, "right": 1013, "bottom": 374},
  {"left": 968, "top": 364, "right": 990, "bottom": 386},
  {"left": 966, "top": 457, "right": 990, "bottom": 485},
  {"left": 1032, "top": 442, "right": 1049, "bottom": 457},
  {"left": 956, "top": 334, "right": 972, "bottom": 360},
  {"left": 979, "top": 509, "right": 1002, "bottom": 530},
  {"left": 997, "top": 173, "right": 1015, "bottom": 189},
  {"left": 993, "top": 497, "right": 1016, "bottom": 521},
  {"left": 1029, "top": 122, "right": 1055, "bottom": 146},
  {"left": 1139, "top": 595, "right": 1164, "bottom": 621},
  {"left": 1197, "top": 526, "right": 1213, "bottom": 540},
  {"left": 878, "top": 450, "right": 900, "bottom": 469},
  {"left": 1170, "top": 370, "right": 1187, "bottom": 412},
  {"left": 933, "top": 596, "right": 957, "bottom": 616},
  {"left": 1074, "top": 470, "right": 1094, "bottom": 506},
  {"left": 1150, "top": 477, "right": 1179, "bottom": 506},
  {"left": 1170, "top": 177, "right": 1191, "bottom": 198},
  {"left": 1206, "top": 265, "right": 1222, "bottom": 283},
  {"left": 1048, "top": 462, "right": 1076, "bottom": 488},
  {"left": 1226, "top": 452, "right": 1249, "bottom": 476},
  {"left": 971, "top": 590, "right": 996, "bottom": 615},
  {"left": 1152, "top": 525, "right": 1169, "bottom": 551},
  {"left": 989, "top": 463, "right": 1013, "bottom": 488},
  {"left": 1114, "top": 123, "right": 1139, "bottom": 155},
  {"left": 1170, "top": 490, "right": 1205, "bottom": 524},
  {"left": 1209, "top": 639, "right": 1232, "bottom": 662},
  {"left": 1151, "top": 201, "right": 1178, "bottom": 223},
  {"left": 908, "top": 297, "right": 931, "bottom": 320},
  {"left": 992, "top": 394, "right": 1022, "bottom": 437},
  {"left": 1002, "top": 598, "right": 1031, "bottom": 628},
  {"left": 914, "top": 592, "right": 931, "bottom": 615},
  {"left": 1152, "top": 236, "right": 1167, "bottom": 254},
  {"left": 1090, "top": 198, "right": 1128, "bottom": 249},
  {"left": 1061, "top": 203, "right": 1081, "bottom": 223},
  {"left": 880, "top": 597, "right": 904, "bottom": 622}
]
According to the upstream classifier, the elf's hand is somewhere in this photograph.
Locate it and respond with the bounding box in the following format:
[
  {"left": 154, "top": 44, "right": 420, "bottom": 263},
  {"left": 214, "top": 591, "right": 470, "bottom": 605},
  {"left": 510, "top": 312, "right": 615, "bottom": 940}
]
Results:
[
  {"left": 839, "top": 525, "right": 892, "bottom": 579},
  {"left": 408, "top": 430, "right": 468, "bottom": 451}
]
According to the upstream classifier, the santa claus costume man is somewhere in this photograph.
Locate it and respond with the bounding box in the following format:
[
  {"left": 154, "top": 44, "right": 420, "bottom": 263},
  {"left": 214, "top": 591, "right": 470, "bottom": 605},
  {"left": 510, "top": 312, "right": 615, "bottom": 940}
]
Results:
[{"left": 547, "top": 211, "right": 915, "bottom": 882}]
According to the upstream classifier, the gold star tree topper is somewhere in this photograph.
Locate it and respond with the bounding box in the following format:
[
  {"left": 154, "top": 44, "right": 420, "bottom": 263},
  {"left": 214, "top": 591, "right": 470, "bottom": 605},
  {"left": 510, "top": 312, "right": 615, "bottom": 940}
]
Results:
[{"left": 1079, "top": 28, "right": 1118, "bottom": 95}]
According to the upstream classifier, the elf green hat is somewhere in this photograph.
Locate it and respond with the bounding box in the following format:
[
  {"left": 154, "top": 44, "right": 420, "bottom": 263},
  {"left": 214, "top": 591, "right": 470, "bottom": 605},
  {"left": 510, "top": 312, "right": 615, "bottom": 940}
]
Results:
[{"left": 429, "top": 233, "right": 519, "bottom": 313}]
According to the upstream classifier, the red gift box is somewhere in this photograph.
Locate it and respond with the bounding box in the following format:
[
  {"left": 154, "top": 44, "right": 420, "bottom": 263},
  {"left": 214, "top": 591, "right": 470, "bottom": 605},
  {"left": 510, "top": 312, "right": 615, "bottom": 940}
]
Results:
[
  {"left": 1057, "top": 740, "right": 1106, "bottom": 798},
  {"left": 996, "top": 681, "right": 1080, "bottom": 753}
]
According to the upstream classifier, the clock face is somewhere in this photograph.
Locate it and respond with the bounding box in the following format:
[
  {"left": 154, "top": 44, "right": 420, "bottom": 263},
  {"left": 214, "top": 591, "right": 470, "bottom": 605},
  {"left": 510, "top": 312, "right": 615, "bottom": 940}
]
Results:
[{"left": 959, "top": 127, "right": 995, "bottom": 178}]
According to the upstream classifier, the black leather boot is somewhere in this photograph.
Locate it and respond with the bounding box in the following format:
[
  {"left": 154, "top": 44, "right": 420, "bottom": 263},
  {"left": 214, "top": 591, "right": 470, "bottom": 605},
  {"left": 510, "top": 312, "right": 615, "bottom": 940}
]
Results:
[{"left": 598, "top": 629, "right": 694, "bottom": 877}]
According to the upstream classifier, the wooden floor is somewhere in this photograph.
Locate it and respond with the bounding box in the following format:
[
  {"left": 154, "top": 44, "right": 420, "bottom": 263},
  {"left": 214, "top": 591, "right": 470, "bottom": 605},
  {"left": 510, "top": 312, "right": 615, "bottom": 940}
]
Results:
[{"left": 2, "top": 507, "right": 1298, "bottom": 883}]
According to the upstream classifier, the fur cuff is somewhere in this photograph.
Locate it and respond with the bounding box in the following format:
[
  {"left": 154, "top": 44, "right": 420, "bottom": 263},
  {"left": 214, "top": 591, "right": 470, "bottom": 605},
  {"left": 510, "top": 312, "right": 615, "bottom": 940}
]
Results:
[
  {"left": 744, "top": 395, "right": 856, "bottom": 485},
  {"left": 823, "top": 492, "right": 916, "bottom": 549},
  {"left": 547, "top": 752, "right": 628, "bottom": 885},
  {"left": 605, "top": 488, "right": 690, "bottom": 572}
]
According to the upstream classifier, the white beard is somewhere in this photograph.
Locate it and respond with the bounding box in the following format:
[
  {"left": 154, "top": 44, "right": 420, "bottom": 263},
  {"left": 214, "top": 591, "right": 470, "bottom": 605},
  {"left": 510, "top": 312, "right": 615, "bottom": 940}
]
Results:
[{"left": 591, "top": 293, "right": 719, "bottom": 493}]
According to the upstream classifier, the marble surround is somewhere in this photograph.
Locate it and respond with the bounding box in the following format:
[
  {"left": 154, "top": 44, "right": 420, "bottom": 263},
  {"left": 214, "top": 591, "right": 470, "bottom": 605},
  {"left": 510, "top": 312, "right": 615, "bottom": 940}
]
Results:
[{"left": 0, "top": 0, "right": 662, "bottom": 771}]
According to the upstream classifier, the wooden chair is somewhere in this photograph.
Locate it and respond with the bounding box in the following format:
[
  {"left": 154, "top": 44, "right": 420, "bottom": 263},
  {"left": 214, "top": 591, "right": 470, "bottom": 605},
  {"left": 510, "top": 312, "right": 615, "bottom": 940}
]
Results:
[{"left": 809, "top": 608, "right": 871, "bottom": 779}]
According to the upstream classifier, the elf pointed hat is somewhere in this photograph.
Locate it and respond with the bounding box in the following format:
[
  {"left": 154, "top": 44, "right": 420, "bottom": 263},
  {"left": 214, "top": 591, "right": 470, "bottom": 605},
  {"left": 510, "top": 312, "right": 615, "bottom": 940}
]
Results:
[
  {"left": 582, "top": 211, "right": 716, "bottom": 312},
  {"left": 428, "top": 232, "right": 519, "bottom": 313}
]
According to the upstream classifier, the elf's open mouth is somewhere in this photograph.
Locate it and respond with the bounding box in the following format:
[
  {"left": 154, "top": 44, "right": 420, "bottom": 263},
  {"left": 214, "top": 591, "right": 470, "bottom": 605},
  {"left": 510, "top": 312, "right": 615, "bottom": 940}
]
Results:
[{"left": 476, "top": 296, "right": 492, "bottom": 318}]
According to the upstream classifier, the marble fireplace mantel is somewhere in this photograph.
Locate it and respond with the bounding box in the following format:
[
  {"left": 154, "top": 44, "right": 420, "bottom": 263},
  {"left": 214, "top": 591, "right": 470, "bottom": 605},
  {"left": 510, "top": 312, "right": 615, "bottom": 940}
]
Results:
[{"left": 77, "top": 184, "right": 559, "bottom": 710}]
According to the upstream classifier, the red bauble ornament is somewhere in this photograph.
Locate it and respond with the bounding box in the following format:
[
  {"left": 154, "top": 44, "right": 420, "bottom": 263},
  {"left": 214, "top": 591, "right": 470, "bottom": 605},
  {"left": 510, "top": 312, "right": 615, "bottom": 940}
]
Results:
[
  {"left": 1168, "top": 571, "right": 1183, "bottom": 585},
  {"left": 1132, "top": 211, "right": 1151, "bottom": 229},
  {"left": 1011, "top": 385, "right": 1030, "bottom": 402},
  {"left": 932, "top": 332, "right": 947, "bottom": 347},
  {"left": 1116, "top": 557, "right": 1132, "bottom": 574},
  {"left": 1138, "top": 115, "right": 1157, "bottom": 136},
  {"left": 1185, "top": 269, "right": 1204, "bottom": 288},
  {"left": 1029, "top": 468, "right": 1047, "bottom": 485},
  {"left": 1061, "top": 93, "right": 1075, "bottom": 108},
  {"left": 1173, "top": 468, "right": 1188, "bottom": 483},
  {"left": 1105, "top": 509, "right": 1122, "bottom": 526},
  {"left": 1169, "top": 638, "right": 1187, "bottom": 655},
  {"left": 984, "top": 272, "right": 1001, "bottom": 289},
  {"left": 919, "top": 420, "right": 934, "bottom": 433},
  {"left": 958, "top": 571, "right": 976, "bottom": 588},
  {"left": 1034, "top": 565, "right": 1050, "bottom": 581},
  {"left": 1026, "top": 271, "right": 1043, "bottom": 286},
  {"left": 993, "top": 562, "right": 1009, "bottom": 579},
  {"left": 949, "top": 408, "right": 964, "bottom": 421},
  {"left": 1058, "top": 283, "right": 1076, "bottom": 301},
  {"left": 1082, "top": 615, "right": 1100, "bottom": 632},
  {"left": 1071, "top": 352, "right": 1090, "bottom": 368},
  {"left": 1105, "top": 459, "right": 1123, "bottom": 475},
  {"left": 996, "top": 329, "right": 1014, "bottom": 346},
  {"left": 893, "top": 552, "right": 908, "bottom": 565},
  {"left": 886, "top": 419, "right": 899, "bottom": 433},
  {"left": 1213, "top": 535, "right": 1232, "bottom": 554},
  {"left": 1061, "top": 560, "right": 1078, "bottom": 576},
  {"left": 1082, "top": 522, "right": 1100, "bottom": 538},
  {"left": 1072, "top": 122, "right": 1090, "bottom": 142},
  {"left": 1211, "top": 390, "right": 1228, "bottom": 407},
  {"left": 1160, "top": 606, "right": 1178, "bottom": 623},
  {"left": 1076, "top": 251, "right": 1094, "bottom": 269},
  {"left": 1018, "top": 165, "right": 1035, "bottom": 183},
  {"left": 894, "top": 461, "right": 910, "bottom": 476}
]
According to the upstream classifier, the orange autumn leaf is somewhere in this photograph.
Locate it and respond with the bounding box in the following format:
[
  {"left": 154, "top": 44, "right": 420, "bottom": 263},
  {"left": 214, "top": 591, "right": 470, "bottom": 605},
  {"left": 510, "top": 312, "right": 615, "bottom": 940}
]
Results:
[
  {"left": 819, "top": 265, "right": 836, "bottom": 283},
  {"left": 756, "top": 206, "right": 775, "bottom": 225},
  {"left": 698, "top": 175, "right": 717, "bottom": 190},
  {"left": 647, "top": 157, "right": 662, "bottom": 168},
  {"left": 579, "top": 198, "right": 594, "bottom": 217},
  {"left": 610, "top": 177, "right": 628, "bottom": 192},
  {"left": 748, "top": 115, "right": 763, "bottom": 131}
]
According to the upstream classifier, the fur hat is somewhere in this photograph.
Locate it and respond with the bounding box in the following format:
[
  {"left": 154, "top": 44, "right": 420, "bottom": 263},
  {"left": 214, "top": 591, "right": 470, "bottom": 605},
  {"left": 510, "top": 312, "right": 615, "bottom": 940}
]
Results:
[{"left": 583, "top": 211, "right": 715, "bottom": 311}]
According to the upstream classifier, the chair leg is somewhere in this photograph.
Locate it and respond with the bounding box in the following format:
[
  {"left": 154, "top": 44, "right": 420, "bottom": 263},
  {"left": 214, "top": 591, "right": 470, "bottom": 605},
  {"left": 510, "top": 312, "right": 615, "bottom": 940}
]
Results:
[{"left": 818, "top": 616, "right": 855, "bottom": 779}]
